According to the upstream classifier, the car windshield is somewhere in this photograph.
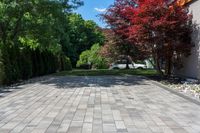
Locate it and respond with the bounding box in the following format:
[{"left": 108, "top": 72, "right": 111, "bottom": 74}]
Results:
[
  {"left": 115, "top": 60, "right": 132, "bottom": 64},
  {"left": 135, "top": 60, "right": 146, "bottom": 64}
]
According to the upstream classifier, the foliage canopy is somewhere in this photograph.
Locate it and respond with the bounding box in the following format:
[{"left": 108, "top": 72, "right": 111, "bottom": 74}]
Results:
[{"left": 103, "top": 0, "right": 193, "bottom": 76}]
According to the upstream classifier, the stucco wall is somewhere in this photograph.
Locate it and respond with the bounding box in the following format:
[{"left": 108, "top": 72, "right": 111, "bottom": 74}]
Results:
[{"left": 175, "top": 1, "right": 200, "bottom": 79}]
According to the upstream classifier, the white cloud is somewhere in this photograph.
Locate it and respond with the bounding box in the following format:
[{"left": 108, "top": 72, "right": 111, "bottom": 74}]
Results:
[{"left": 94, "top": 8, "right": 107, "bottom": 13}]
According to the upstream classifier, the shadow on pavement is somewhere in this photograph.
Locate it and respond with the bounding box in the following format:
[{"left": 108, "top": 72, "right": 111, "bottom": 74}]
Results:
[
  {"left": 40, "top": 76, "right": 148, "bottom": 89},
  {"left": 0, "top": 75, "right": 148, "bottom": 98},
  {"left": 0, "top": 87, "right": 22, "bottom": 98}
]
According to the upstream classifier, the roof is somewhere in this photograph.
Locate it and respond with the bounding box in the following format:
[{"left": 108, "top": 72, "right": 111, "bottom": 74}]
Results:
[
  {"left": 185, "top": 0, "right": 198, "bottom": 5},
  {"left": 176, "top": 0, "right": 193, "bottom": 6}
]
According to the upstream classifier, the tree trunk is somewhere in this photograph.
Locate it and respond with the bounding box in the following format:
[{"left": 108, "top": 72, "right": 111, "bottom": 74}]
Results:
[
  {"left": 147, "top": 58, "right": 156, "bottom": 69},
  {"left": 126, "top": 58, "right": 130, "bottom": 69},
  {"left": 153, "top": 54, "right": 164, "bottom": 76},
  {"left": 165, "top": 56, "right": 172, "bottom": 77}
]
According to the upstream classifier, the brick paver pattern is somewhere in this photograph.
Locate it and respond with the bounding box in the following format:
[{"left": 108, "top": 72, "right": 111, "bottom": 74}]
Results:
[{"left": 0, "top": 76, "right": 200, "bottom": 133}]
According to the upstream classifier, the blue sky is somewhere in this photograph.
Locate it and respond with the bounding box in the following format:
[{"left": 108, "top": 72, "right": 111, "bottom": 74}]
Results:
[{"left": 76, "top": 0, "right": 115, "bottom": 27}]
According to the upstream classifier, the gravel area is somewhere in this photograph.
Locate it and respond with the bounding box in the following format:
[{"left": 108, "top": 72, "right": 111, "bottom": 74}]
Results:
[{"left": 157, "top": 77, "right": 200, "bottom": 101}]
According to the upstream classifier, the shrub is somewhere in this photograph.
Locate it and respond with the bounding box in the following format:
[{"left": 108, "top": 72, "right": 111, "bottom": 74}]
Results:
[
  {"left": 76, "top": 50, "right": 90, "bottom": 68},
  {"left": 62, "top": 56, "right": 72, "bottom": 71},
  {"left": 0, "top": 46, "right": 72, "bottom": 85},
  {"left": 58, "top": 54, "right": 72, "bottom": 71},
  {"left": 92, "top": 57, "right": 108, "bottom": 69},
  {"left": 0, "top": 45, "right": 21, "bottom": 84},
  {"left": 0, "top": 48, "right": 5, "bottom": 84},
  {"left": 77, "top": 44, "right": 109, "bottom": 69},
  {"left": 19, "top": 48, "right": 33, "bottom": 80},
  {"left": 77, "top": 44, "right": 108, "bottom": 69}
]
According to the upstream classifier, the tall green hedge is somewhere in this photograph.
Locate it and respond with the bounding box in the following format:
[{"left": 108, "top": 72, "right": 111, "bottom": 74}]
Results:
[{"left": 0, "top": 46, "right": 72, "bottom": 85}]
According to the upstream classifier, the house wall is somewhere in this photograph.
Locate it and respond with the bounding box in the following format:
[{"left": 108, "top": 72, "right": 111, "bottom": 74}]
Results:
[{"left": 175, "top": 0, "right": 200, "bottom": 79}]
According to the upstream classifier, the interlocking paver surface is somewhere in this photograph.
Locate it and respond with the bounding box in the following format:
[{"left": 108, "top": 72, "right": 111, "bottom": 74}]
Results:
[{"left": 0, "top": 76, "right": 200, "bottom": 133}]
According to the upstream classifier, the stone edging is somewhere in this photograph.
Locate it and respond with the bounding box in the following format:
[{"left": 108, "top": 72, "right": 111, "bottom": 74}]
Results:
[{"left": 150, "top": 79, "right": 200, "bottom": 106}]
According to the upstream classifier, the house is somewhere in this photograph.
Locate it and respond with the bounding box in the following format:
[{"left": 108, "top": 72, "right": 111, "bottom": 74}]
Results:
[
  {"left": 175, "top": 0, "right": 200, "bottom": 79},
  {"left": 176, "top": 0, "right": 192, "bottom": 6}
]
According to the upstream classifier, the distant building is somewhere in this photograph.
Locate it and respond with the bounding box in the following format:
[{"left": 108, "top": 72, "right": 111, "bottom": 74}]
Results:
[
  {"left": 176, "top": 0, "right": 192, "bottom": 6},
  {"left": 175, "top": 0, "right": 200, "bottom": 79}
]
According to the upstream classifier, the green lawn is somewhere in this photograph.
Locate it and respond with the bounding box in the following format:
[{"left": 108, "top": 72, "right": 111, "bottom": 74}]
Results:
[{"left": 54, "top": 69, "right": 158, "bottom": 77}]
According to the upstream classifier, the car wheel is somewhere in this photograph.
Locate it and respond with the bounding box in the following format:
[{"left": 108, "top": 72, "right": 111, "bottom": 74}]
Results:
[
  {"left": 137, "top": 67, "right": 144, "bottom": 70},
  {"left": 113, "top": 67, "right": 119, "bottom": 69}
]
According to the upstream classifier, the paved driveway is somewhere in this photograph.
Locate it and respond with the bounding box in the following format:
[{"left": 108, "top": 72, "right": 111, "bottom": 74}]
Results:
[{"left": 0, "top": 76, "right": 200, "bottom": 133}]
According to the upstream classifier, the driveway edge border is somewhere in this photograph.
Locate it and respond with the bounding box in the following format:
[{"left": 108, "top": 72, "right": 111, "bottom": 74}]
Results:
[{"left": 146, "top": 77, "right": 200, "bottom": 106}]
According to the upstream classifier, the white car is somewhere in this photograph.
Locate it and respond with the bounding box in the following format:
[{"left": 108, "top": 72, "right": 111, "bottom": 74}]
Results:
[{"left": 110, "top": 60, "right": 147, "bottom": 69}]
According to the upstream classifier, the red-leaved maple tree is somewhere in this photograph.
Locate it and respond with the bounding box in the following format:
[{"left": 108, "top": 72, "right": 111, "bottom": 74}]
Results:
[
  {"left": 100, "top": 28, "right": 147, "bottom": 69},
  {"left": 103, "top": 0, "right": 193, "bottom": 76}
]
